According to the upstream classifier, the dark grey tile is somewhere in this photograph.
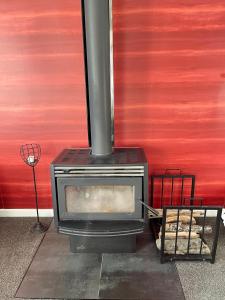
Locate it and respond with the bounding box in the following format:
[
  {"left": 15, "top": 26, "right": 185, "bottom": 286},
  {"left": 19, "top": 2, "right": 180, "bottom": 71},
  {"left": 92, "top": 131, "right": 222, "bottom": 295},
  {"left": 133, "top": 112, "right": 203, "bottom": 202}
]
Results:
[
  {"left": 99, "top": 253, "right": 184, "bottom": 300},
  {"left": 47, "top": 218, "right": 57, "bottom": 233},
  {"left": 16, "top": 233, "right": 102, "bottom": 299},
  {"left": 33, "top": 232, "right": 70, "bottom": 256},
  {"left": 16, "top": 228, "right": 183, "bottom": 300},
  {"left": 136, "top": 233, "right": 158, "bottom": 255}
]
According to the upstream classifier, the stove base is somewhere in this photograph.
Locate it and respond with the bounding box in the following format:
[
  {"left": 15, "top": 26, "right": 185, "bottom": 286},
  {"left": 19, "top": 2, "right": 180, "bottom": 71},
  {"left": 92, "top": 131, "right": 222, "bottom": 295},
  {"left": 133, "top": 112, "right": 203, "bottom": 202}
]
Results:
[{"left": 69, "top": 235, "right": 136, "bottom": 253}]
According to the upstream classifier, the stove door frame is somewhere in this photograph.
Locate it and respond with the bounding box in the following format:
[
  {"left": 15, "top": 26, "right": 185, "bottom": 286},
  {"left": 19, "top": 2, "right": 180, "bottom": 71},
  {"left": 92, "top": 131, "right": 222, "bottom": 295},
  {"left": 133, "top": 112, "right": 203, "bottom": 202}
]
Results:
[{"left": 57, "top": 177, "right": 143, "bottom": 221}]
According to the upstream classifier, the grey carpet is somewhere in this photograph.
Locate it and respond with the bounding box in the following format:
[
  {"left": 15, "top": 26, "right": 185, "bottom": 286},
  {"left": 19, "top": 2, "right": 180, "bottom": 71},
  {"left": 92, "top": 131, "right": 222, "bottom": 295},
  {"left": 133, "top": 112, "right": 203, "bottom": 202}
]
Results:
[
  {"left": 0, "top": 217, "right": 51, "bottom": 300},
  {"left": 176, "top": 224, "right": 225, "bottom": 300}
]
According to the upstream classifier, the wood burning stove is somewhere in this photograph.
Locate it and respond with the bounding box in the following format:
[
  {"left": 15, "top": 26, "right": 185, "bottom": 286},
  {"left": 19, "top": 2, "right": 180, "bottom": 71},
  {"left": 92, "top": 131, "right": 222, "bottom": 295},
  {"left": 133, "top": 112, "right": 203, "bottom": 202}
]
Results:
[
  {"left": 51, "top": 148, "right": 148, "bottom": 252},
  {"left": 50, "top": 0, "right": 149, "bottom": 252}
]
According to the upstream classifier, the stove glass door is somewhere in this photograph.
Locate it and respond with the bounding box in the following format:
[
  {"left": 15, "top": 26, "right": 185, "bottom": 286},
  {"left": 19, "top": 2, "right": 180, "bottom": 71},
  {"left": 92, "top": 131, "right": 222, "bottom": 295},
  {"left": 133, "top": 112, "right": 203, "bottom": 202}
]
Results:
[{"left": 57, "top": 177, "right": 142, "bottom": 220}]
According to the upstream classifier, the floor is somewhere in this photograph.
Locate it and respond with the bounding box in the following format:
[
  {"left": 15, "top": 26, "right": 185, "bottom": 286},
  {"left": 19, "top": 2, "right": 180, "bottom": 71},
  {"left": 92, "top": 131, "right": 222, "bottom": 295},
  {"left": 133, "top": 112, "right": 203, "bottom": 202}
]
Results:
[
  {"left": 15, "top": 222, "right": 184, "bottom": 300},
  {"left": 0, "top": 218, "right": 225, "bottom": 300}
]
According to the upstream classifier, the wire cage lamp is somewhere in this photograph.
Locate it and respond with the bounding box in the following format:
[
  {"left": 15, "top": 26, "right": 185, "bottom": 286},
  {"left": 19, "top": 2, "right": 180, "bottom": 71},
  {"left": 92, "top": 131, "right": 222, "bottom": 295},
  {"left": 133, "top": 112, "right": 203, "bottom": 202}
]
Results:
[{"left": 20, "top": 143, "right": 48, "bottom": 233}]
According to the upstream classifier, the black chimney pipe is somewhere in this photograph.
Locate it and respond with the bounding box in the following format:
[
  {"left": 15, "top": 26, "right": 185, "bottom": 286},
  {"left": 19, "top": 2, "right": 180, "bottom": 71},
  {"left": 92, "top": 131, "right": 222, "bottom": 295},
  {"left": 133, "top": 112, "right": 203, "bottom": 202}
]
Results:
[{"left": 82, "top": 0, "right": 113, "bottom": 156}]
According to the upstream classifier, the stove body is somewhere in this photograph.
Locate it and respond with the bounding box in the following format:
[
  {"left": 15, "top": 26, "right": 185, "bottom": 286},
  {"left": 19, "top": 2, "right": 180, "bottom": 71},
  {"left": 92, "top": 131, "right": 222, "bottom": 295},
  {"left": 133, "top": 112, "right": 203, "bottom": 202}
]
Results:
[{"left": 51, "top": 148, "right": 148, "bottom": 252}]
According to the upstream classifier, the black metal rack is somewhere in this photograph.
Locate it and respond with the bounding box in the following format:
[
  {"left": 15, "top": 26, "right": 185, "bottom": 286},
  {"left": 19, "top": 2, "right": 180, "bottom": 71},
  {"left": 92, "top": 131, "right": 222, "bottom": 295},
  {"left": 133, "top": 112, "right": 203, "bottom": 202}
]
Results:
[
  {"left": 160, "top": 206, "right": 222, "bottom": 263},
  {"left": 151, "top": 169, "right": 195, "bottom": 207},
  {"left": 150, "top": 169, "right": 222, "bottom": 263}
]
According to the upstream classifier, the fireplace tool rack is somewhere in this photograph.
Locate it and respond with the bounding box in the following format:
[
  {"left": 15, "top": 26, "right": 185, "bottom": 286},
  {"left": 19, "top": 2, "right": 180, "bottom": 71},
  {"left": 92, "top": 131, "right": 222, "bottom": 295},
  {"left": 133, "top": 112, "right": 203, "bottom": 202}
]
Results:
[{"left": 149, "top": 169, "right": 222, "bottom": 263}]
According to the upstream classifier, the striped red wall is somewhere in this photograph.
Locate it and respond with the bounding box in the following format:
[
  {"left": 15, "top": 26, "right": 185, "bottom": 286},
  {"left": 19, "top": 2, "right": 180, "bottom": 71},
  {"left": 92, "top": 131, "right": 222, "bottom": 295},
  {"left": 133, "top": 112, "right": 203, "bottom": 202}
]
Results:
[
  {"left": 0, "top": 0, "right": 88, "bottom": 208},
  {"left": 0, "top": 0, "right": 225, "bottom": 208},
  {"left": 113, "top": 0, "right": 225, "bottom": 205}
]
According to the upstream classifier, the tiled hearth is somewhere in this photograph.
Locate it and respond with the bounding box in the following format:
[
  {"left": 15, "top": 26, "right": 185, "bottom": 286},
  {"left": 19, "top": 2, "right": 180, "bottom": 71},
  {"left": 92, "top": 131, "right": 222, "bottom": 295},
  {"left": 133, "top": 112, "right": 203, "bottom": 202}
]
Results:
[{"left": 15, "top": 222, "right": 184, "bottom": 300}]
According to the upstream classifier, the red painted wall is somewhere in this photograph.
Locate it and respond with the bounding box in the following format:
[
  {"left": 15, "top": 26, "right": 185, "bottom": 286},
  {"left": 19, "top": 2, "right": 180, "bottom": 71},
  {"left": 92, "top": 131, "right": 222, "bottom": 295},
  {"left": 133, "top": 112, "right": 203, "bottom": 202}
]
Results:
[
  {"left": 0, "top": 0, "right": 225, "bottom": 208},
  {"left": 0, "top": 0, "right": 88, "bottom": 208},
  {"left": 113, "top": 0, "right": 225, "bottom": 205}
]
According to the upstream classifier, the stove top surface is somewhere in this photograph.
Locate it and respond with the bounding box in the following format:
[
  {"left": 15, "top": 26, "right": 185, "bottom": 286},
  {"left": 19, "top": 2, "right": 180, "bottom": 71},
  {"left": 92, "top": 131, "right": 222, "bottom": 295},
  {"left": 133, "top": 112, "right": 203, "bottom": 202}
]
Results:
[{"left": 52, "top": 147, "right": 147, "bottom": 166}]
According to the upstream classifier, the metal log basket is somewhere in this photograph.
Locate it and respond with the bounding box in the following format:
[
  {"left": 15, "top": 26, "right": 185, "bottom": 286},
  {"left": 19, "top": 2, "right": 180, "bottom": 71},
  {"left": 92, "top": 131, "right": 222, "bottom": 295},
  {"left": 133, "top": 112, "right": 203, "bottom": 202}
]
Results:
[
  {"left": 151, "top": 169, "right": 195, "bottom": 208},
  {"left": 160, "top": 206, "right": 222, "bottom": 263},
  {"left": 150, "top": 169, "right": 222, "bottom": 263}
]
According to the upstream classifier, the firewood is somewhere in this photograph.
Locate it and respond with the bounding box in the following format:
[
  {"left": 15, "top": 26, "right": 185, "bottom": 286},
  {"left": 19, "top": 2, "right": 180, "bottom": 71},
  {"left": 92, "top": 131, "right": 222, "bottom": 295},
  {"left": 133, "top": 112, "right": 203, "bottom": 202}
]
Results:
[
  {"left": 166, "top": 215, "right": 196, "bottom": 224},
  {"left": 182, "top": 210, "right": 204, "bottom": 217},
  {"left": 161, "top": 231, "right": 199, "bottom": 239},
  {"left": 165, "top": 223, "right": 212, "bottom": 234},
  {"left": 165, "top": 222, "right": 182, "bottom": 232},
  {"left": 156, "top": 209, "right": 204, "bottom": 218},
  {"left": 156, "top": 238, "right": 210, "bottom": 255}
]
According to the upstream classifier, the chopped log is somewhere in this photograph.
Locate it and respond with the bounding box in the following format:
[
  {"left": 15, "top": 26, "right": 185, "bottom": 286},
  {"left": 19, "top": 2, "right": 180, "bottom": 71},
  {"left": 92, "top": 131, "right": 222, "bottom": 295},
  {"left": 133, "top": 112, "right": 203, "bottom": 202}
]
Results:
[
  {"left": 166, "top": 215, "right": 196, "bottom": 224},
  {"left": 156, "top": 209, "right": 204, "bottom": 218},
  {"left": 182, "top": 209, "right": 205, "bottom": 217},
  {"left": 165, "top": 223, "right": 212, "bottom": 234},
  {"left": 156, "top": 238, "right": 210, "bottom": 255},
  {"left": 165, "top": 222, "right": 182, "bottom": 232},
  {"left": 161, "top": 231, "right": 199, "bottom": 240}
]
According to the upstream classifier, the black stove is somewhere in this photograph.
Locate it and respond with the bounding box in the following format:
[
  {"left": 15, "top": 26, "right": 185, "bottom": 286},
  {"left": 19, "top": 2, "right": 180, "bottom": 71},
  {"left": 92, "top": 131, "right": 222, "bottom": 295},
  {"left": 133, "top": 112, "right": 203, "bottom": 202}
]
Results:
[{"left": 51, "top": 147, "right": 148, "bottom": 252}]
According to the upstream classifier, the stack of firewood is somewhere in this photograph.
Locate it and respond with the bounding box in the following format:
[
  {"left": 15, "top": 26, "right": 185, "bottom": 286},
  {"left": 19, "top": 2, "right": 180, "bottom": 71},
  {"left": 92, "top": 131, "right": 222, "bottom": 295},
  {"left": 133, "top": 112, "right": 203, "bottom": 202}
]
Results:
[{"left": 155, "top": 209, "right": 212, "bottom": 255}]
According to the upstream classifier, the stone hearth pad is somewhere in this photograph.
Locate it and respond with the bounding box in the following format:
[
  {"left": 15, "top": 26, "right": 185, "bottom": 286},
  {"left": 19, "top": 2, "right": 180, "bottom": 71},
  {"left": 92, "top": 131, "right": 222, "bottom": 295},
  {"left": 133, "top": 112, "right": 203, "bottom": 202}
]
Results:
[{"left": 15, "top": 229, "right": 184, "bottom": 299}]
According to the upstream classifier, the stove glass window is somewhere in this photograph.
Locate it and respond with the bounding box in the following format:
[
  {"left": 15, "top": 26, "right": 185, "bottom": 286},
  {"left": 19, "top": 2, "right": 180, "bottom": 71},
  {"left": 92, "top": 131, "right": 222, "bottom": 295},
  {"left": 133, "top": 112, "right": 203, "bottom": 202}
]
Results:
[{"left": 65, "top": 185, "right": 135, "bottom": 213}]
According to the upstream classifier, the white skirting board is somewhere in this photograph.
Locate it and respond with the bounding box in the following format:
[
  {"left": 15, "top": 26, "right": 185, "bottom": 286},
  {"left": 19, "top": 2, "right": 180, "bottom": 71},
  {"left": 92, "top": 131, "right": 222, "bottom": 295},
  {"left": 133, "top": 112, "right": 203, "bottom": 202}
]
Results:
[{"left": 0, "top": 209, "right": 54, "bottom": 217}]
